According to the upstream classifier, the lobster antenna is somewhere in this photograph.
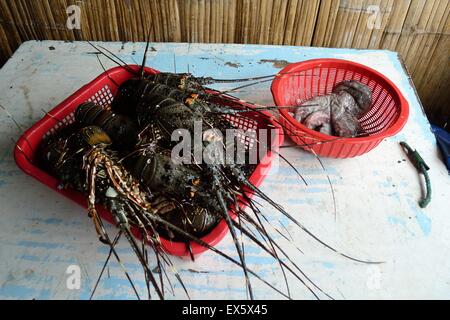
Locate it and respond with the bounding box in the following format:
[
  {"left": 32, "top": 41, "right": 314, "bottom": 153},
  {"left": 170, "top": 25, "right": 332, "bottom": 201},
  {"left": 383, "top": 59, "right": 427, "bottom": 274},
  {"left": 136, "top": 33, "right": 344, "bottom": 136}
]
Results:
[
  {"left": 231, "top": 212, "right": 334, "bottom": 300},
  {"left": 1, "top": 104, "right": 35, "bottom": 155},
  {"left": 237, "top": 195, "right": 333, "bottom": 298},
  {"left": 136, "top": 223, "right": 154, "bottom": 300},
  {"left": 148, "top": 223, "right": 190, "bottom": 299},
  {"left": 173, "top": 54, "right": 177, "bottom": 74},
  {"left": 214, "top": 187, "right": 254, "bottom": 299},
  {"left": 209, "top": 74, "right": 277, "bottom": 83},
  {"left": 95, "top": 54, "right": 120, "bottom": 87},
  {"left": 159, "top": 252, "right": 190, "bottom": 298},
  {"left": 139, "top": 235, "right": 151, "bottom": 299},
  {"left": 237, "top": 193, "right": 296, "bottom": 246},
  {"left": 87, "top": 41, "right": 137, "bottom": 75},
  {"left": 99, "top": 44, "right": 131, "bottom": 69},
  {"left": 122, "top": 226, "right": 165, "bottom": 299},
  {"left": 187, "top": 41, "right": 191, "bottom": 74},
  {"left": 233, "top": 197, "right": 314, "bottom": 298},
  {"left": 313, "top": 150, "right": 337, "bottom": 221},
  {"left": 233, "top": 194, "right": 250, "bottom": 300},
  {"left": 246, "top": 180, "right": 383, "bottom": 264},
  {"left": 101, "top": 233, "right": 142, "bottom": 299},
  {"left": 206, "top": 69, "right": 320, "bottom": 84},
  {"left": 230, "top": 217, "right": 320, "bottom": 299},
  {"left": 227, "top": 191, "right": 326, "bottom": 299},
  {"left": 101, "top": 200, "right": 163, "bottom": 299},
  {"left": 279, "top": 132, "right": 369, "bottom": 148},
  {"left": 90, "top": 231, "right": 127, "bottom": 299},
  {"left": 0, "top": 104, "right": 25, "bottom": 132},
  {"left": 208, "top": 104, "right": 320, "bottom": 115},
  {"left": 87, "top": 41, "right": 126, "bottom": 69},
  {"left": 125, "top": 201, "right": 159, "bottom": 300},
  {"left": 141, "top": 209, "right": 291, "bottom": 299},
  {"left": 274, "top": 149, "right": 308, "bottom": 186},
  {"left": 220, "top": 78, "right": 273, "bottom": 95},
  {"left": 130, "top": 203, "right": 190, "bottom": 299},
  {"left": 235, "top": 195, "right": 292, "bottom": 298},
  {"left": 206, "top": 71, "right": 320, "bottom": 95},
  {"left": 157, "top": 256, "right": 176, "bottom": 296},
  {"left": 140, "top": 21, "right": 153, "bottom": 79}
]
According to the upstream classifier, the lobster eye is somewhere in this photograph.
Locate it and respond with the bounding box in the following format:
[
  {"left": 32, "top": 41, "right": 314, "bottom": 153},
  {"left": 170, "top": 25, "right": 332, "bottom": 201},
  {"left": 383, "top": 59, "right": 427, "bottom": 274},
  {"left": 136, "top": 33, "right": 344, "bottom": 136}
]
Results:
[
  {"left": 83, "top": 126, "right": 112, "bottom": 146},
  {"left": 192, "top": 178, "right": 201, "bottom": 186}
]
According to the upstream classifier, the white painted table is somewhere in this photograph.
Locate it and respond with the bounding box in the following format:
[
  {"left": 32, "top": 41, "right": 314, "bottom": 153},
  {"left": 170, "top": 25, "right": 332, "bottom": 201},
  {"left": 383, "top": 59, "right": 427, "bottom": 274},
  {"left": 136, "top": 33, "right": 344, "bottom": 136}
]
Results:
[{"left": 0, "top": 41, "right": 448, "bottom": 300}]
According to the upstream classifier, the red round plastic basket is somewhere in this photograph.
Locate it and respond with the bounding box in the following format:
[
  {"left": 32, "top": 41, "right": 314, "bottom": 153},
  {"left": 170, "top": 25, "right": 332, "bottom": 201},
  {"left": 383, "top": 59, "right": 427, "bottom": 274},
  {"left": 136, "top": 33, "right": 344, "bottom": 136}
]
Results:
[
  {"left": 14, "top": 65, "right": 283, "bottom": 258},
  {"left": 271, "top": 59, "right": 409, "bottom": 158}
]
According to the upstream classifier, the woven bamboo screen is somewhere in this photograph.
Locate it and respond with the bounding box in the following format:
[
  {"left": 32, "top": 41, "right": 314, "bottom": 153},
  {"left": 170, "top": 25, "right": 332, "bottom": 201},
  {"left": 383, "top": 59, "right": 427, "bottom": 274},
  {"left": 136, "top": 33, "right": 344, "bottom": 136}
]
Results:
[{"left": 0, "top": 0, "right": 448, "bottom": 124}]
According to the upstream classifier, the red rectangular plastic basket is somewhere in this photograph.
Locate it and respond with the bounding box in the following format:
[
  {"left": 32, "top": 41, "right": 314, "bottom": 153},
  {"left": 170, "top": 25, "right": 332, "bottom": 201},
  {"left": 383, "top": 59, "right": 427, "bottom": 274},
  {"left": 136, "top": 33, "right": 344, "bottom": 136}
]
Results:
[{"left": 14, "top": 65, "right": 283, "bottom": 257}]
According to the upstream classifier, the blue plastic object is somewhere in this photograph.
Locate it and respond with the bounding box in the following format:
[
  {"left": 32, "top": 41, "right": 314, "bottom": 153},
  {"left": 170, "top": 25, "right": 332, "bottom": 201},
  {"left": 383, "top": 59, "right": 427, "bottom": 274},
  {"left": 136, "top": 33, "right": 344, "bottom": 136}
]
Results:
[{"left": 431, "top": 124, "right": 450, "bottom": 173}]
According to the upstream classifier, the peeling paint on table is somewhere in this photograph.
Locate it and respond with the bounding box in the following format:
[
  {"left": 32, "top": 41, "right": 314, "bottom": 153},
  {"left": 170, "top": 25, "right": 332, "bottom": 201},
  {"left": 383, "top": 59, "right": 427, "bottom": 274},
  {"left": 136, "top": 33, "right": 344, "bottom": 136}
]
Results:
[{"left": 0, "top": 41, "right": 449, "bottom": 300}]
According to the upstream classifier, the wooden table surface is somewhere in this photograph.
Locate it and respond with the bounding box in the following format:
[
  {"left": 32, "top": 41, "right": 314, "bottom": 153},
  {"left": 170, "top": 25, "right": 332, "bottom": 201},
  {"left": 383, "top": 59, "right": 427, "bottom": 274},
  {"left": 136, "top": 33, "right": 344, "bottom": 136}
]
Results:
[{"left": 0, "top": 41, "right": 448, "bottom": 300}]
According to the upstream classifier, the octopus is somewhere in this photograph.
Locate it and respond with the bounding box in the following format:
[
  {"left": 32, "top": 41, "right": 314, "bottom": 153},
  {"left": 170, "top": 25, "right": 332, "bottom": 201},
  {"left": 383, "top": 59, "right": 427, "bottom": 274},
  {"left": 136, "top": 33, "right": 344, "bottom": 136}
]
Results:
[{"left": 294, "top": 80, "right": 372, "bottom": 137}]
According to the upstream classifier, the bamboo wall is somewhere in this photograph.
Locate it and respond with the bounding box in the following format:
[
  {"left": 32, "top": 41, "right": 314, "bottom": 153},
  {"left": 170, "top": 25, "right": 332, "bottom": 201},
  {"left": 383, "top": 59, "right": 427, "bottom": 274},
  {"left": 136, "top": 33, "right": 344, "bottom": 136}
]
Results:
[{"left": 0, "top": 0, "right": 448, "bottom": 124}]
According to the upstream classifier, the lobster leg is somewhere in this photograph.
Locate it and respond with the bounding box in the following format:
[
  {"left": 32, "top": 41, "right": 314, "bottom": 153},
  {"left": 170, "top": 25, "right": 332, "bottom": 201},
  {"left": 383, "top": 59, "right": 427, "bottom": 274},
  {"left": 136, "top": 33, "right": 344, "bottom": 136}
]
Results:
[{"left": 85, "top": 153, "right": 109, "bottom": 243}]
